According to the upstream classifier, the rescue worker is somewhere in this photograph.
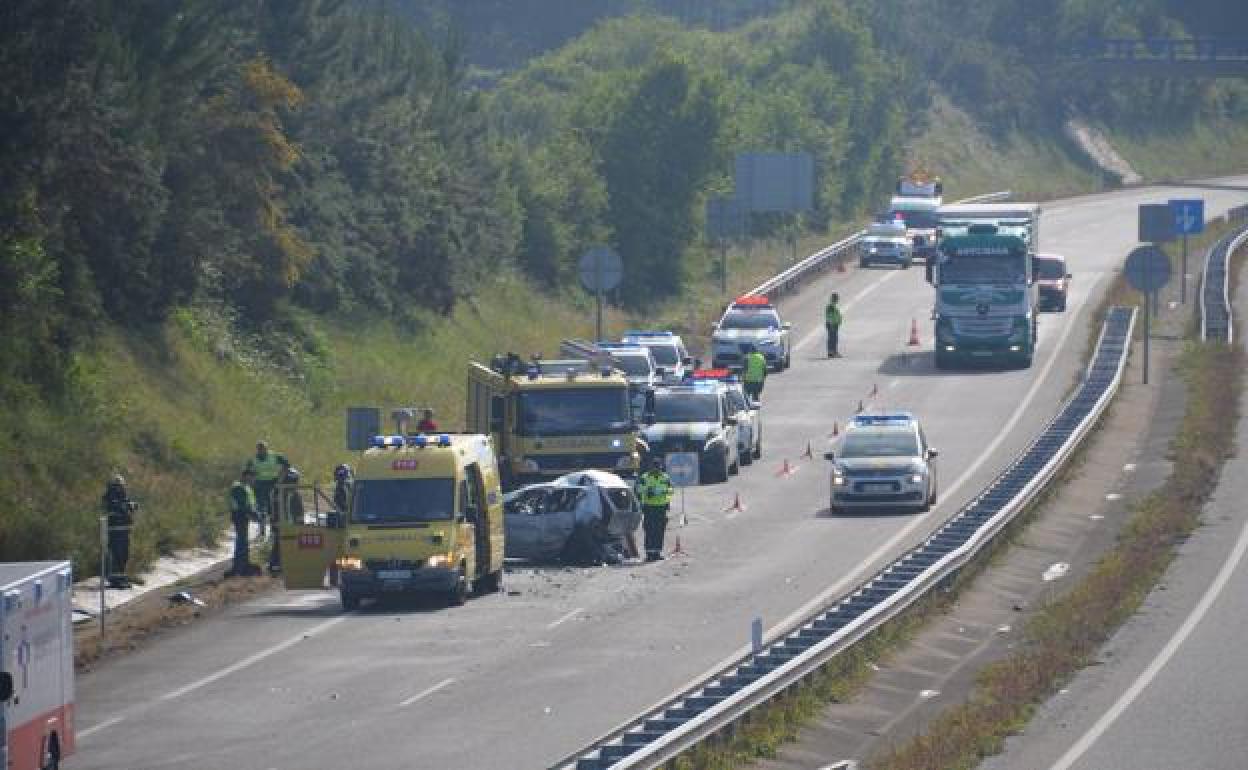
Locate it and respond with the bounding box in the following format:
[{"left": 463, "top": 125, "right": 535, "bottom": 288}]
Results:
[
  {"left": 227, "top": 467, "right": 260, "bottom": 578},
  {"left": 102, "top": 475, "right": 138, "bottom": 589},
  {"left": 636, "top": 457, "right": 674, "bottom": 562},
  {"left": 333, "top": 463, "right": 353, "bottom": 516},
  {"left": 268, "top": 460, "right": 304, "bottom": 576},
  {"left": 246, "top": 440, "right": 285, "bottom": 536},
  {"left": 416, "top": 408, "right": 438, "bottom": 433},
  {"left": 825, "top": 292, "right": 843, "bottom": 358},
  {"left": 742, "top": 344, "right": 767, "bottom": 401}
]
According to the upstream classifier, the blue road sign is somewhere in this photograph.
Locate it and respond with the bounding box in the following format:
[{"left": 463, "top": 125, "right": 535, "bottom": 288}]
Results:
[
  {"left": 1124, "top": 245, "right": 1171, "bottom": 293},
  {"left": 1170, "top": 199, "right": 1204, "bottom": 235}
]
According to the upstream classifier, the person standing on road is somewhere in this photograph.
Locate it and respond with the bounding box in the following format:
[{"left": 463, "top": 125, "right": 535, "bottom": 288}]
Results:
[
  {"left": 102, "top": 475, "right": 138, "bottom": 589},
  {"left": 825, "top": 292, "right": 843, "bottom": 358},
  {"left": 742, "top": 344, "right": 767, "bottom": 401},
  {"left": 636, "top": 457, "right": 674, "bottom": 562},
  {"left": 247, "top": 440, "right": 284, "bottom": 536},
  {"left": 333, "top": 463, "right": 353, "bottom": 517},
  {"left": 228, "top": 467, "right": 260, "bottom": 578}
]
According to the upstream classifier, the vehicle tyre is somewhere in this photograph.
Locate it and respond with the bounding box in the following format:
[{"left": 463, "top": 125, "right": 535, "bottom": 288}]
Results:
[
  {"left": 478, "top": 569, "right": 503, "bottom": 594},
  {"left": 448, "top": 570, "right": 469, "bottom": 606},
  {"left": 740, "top": 445, "right": 753, "bottom": 466},
  {"left": 753, "top": 438, "right": 762, "bottom": 460},
  {"left": 784, "top": 350, "right": 792, "bottom": 369},
  {"left": 340, "top": 590, "right": 360, "bottom": 612},
  {"left": 933, "top": 351, "right": 951, "bottom": 370},
  {"left": 1057, "top": 298, "right": 1067, "bottom": 312},
  {"left": 42, "top": 734, "right": 59, "bottom": 770},
  {"left": 729, "top": 453, "right": 740, "bottom": 475}
]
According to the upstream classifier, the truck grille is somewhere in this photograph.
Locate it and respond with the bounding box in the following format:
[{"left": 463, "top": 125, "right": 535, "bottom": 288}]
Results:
[
  {"left": 952, "top": 317, "right": 1012, "bottom": 337},
  {"left": 647, "top": 439, "right": 703, "bottom": 455},
  {"left": 534, "top": 453, "right": 629, "bottom": 471}
]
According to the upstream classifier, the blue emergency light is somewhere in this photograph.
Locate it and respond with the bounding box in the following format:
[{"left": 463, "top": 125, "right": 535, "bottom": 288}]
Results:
[
  {"left": 371, "top": 435, "right": 406, "bottom": 448},
  {"left": 438, "top": 434, "right": 452, "bottom": 447},
  {"left": 411, "top": 434, "right": 429, "bottom": 448},
  {"left": 852, "top": 413, "right": 914, "bottom": 426}
]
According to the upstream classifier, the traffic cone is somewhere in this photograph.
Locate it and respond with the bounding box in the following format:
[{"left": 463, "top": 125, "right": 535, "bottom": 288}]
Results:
[
  {"left": 802, "top": 441, "right": 813, "bottom": 459},
  {"left": 776, "top": 458, "right": 798, "bottom": 477},
  {"left": 724, "top": 492, "right": 746, "bottom": 512},
  {"left": 908, "top": 318, "right": 921, "bottom": 346},
  {"left": 830, "top": 421, "right": 839, "bottom": 437},
  {"left": 870, "top": 383, "right": 879, "bottom": 398},
  {"left": 670, "top": 536, "right": 685, "bottom": 556},
  {"left": 856, "top": 400, "right": 864, "bottom": 413}
]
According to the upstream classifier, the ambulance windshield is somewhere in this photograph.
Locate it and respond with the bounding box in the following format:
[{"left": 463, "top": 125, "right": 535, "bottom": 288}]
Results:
[{"left": 352, "top": 478, "right": 455, "bottom": 522}]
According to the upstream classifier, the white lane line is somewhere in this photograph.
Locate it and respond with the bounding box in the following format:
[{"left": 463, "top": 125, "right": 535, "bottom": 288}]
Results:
[
  {"left": 78, "top": 716, "right": 125, "bottom": 739},
  {"left": 546, "top": 608, "right": 584, "bottom": 629},
  {"left": 399, "top": 677, "right": 456, "bottom": 707},
  {"left": 160, "top": 614, "right": 349, "bottom": 702},
  {"left": 1048, "top": 506, "right": 1248, "bottom": 770},
  {"left": 796, "top": 271, "right": 900, "bottom": 351}
]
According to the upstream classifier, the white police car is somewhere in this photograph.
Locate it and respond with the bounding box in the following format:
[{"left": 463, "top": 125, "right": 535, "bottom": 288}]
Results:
[
  {"left": 640, "top": 381, "right": 740, "bottom": 483},
  {"left": 710, "top": 296, "right": 792, "bottom": 372},
  {"left": 827, "top": 412, "right": 938, "bottom": 513},
  {"left": 621, "top": 330, "right": 693, "bottom": 384},
  {"left": 689, "top": 368, "right": 762, "bottom": 465}
]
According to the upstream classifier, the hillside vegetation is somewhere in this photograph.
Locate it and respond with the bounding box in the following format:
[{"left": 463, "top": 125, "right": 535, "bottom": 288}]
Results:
[{"left": 2, "top": 0, "right": 1246, "bottom": 574}]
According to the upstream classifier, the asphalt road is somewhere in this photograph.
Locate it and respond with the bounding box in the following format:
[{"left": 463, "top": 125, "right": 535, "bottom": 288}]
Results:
[
  {"left": 72, "top": 181, "right": 1248, "bottom": 770},
  {"left": 981, "top": 209, "right": 1248, "bottom": 770}
]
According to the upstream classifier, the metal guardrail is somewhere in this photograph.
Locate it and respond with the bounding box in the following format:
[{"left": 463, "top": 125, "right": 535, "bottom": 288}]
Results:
[
  {"left": 745, "top": 191, "right": 1012, "bottom": 300},
  {"left": 555, "top": 306, "right": 1137, "bottom": 770},
  {"left": 1201, "top": 223, "right": 1248, "bottom": 344},
  {"left": 1070, "top": 38, "right": 1248, "bottom": 63}
]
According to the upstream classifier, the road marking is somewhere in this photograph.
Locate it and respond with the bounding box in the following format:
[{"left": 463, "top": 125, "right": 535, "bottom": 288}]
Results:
[
  {"left": 399, "top": 677, "right": 456, "bottom": 707},
  {"left": 160, "top": 614, "right": 349, "bottom": 702},
  {"left": 78, "top": 716, "right": 124, "bottom": 739},
  {"left": 546, "top": 608, "right": 583, "bottom": 629},
  {"left": 1048, "top": 501, "right": 1248, "bottom": 770},
  {"left": 796, "top": 271, "right": 899, "bottom": 351}
]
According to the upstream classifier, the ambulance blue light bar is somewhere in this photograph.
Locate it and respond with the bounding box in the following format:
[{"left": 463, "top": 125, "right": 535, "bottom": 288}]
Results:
[
  {"left": 371, "top": 435, "right": 406, "bottom": 447},
  {"left": 852, "top": 413, "right": 915, "bottom": 426},
  {"left": 438, "top": 434, "right": 452, "bottom": 447}
]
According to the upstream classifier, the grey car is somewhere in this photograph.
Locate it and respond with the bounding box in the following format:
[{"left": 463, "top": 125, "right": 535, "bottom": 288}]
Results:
[{"left": 827, "top": 412, "right": 938, "bottom": 513}]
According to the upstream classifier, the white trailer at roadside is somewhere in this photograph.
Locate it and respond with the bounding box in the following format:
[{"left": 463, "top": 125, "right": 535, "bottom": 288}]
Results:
[{"left": 1, "top": 561, "right": 74, "bottom": 770}]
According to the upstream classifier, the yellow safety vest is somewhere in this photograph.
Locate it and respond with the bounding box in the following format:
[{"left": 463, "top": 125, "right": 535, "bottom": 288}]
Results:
[
  {"left": 230, "top": 481, "right": 257, "bottom": 514},
  {"left": 637, "top": 471, "right": 673, "bottom": 506},
  {"left": 743, "top": 352, "right": 767, "bottom": 383},
  {"left": 249, "top": 452, "right": 282, "bottom": 481}
]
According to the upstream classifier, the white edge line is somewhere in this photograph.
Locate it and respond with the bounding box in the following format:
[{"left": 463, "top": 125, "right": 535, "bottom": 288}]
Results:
[
  {"left": 78, "top": 715, "right": 125, "bottom": 739},
  {"left": 399, "top": 677, "right": 456, "bottom": 707},
  {"left": 1049, "top": 495, "right": 1248, "bottom": 770},
  {"left": 160, "top": 614, "right": 349, "bottom": 701},
  {"left": 547, "top": 607, "right": 584, "bottom": 629}
]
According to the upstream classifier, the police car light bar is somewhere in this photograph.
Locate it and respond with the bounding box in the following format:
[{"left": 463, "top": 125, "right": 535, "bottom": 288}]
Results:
[
  {"left": 732, "top": 295, "right": 771, "bottom": 307},
  {"left": 852, "top": 413, "right": 915, "bottom": 426}
]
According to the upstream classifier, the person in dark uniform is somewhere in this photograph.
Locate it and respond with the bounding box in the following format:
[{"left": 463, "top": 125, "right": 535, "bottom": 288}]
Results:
[
  {"left": 227, "top": 467, "right": 260, "bottom": 578},
  {"left": 635, "top": 457, "right": 674, "bottom": 562},
  {"left": 333, "top": 463, "right": 353, "bottom": 516},
  {"left": 102, "top": 475, "right": 138, "bottom": 588}
]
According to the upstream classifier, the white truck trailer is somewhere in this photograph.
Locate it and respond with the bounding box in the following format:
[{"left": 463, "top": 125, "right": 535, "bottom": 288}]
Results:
[{"left": 1, "top": 561, "right": 74, "bottom": 770}]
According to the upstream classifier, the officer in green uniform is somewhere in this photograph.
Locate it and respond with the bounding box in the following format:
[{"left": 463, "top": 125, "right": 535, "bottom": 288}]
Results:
[
  {"left": 742, "top": 344, "right": 767, "bottom": 401},
  {"left": 247, "top": 440, "right": 285, "bottom": 536},
  {"left": 825, "top": 292, "right": 843, "bottom": 357},
  {"left": 636, "top": 457, "right": 674, "bottom": 562},
  {"left": 228, "top": 467, "right": 260, "bottom": 578}
]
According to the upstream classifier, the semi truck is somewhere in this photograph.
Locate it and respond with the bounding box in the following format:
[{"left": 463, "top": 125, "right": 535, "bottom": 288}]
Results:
[
  {"left": 467, "top": 354, "right": 643, "bottom": 487},
  {"left": 1, "top": 561, "right": 74, "bottom": 770},
  {"left": 931, "top": 227, "right": 1037, "bottom": 368}
]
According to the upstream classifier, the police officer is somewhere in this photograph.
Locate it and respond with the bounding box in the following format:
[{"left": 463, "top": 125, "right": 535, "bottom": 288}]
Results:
[
  {"left": 742, "top": 344, "right": 767, "bottom": 401},
  {"left": 102, "top": 475, "right": 138, "bottom": 588},
  {"left": 825, "top": 292, "right": 843, "bottom": 357},
  {"left": 333, "top": 463, "right": 353, "bottom": 516},
  {"left": 636, "top": 457, "right": 674, "bottom": 562},
  {"left": 247, "top": 440, "right": 285, "bottom": 536},
  {"left": 228, "top": 467, "right": 260, "bottom": 578}
]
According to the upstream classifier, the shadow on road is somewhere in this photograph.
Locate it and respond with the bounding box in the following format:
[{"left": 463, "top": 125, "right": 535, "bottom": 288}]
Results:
[{"left": 877, "top": 351, "right": 1019, "bottom": 377}]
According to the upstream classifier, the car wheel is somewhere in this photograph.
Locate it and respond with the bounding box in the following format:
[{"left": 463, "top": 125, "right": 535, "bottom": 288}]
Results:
[
  {"left": 448, "top": 570, "right": 469, "bottom": 606},
  {"left": 740, "top": 445, "right": 753, "bottom": 466},
  {"left": 753, "top": 438, "right": 762, "bottom": 460},
  {"left": 729, "top": 452, "right": 740, "bottom": 475},
  {"left": 784, "top": 350, "right": 792, "bottom": 369},
  {"left": 340, "top": 590, "right": 360, "bottom": 612}
]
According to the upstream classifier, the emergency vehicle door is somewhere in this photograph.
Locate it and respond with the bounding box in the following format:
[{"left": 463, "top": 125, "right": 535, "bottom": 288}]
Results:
[{"left": 277, "top": 485, "right": 345, "bottom": 589}]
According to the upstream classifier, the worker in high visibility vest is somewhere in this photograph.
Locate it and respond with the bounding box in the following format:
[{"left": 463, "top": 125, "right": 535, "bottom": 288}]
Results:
[
  {"left": 227, "top": 467, "right": 261, "bottom": 578},
  {"left": 825, "top": 292, "right": 843, "bottom": 357},
  {"left": 742, "top": 344, "right": 767, "bottom": 401},
  {"left": 247, "top": 440, "right": 285, "bottom": 535},
  {"left": 635, "top": 457, "right": 674, "bottom": 562}
]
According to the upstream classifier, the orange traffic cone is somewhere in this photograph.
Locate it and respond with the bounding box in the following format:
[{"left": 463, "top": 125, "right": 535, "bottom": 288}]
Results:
[
  {"left": 802, "top": 442, "right": 814, "bottom": 459},
  {"left": 870, "top": 383, "right": 879, "bottom": 398},
  {"left": 776, "top": 458, "right": 798, "bottom": 477},
  {"left": 908, "top": 318, "right": 921, "bottom": 346},
  {"left": 830, "top": 421, "right": 839, "bottom": 437},
  {"left": 725, "top": 492, "right": 746, "bottom": 512},
  {"left": 856, "top": 400, "right": 864, "bottom": 413},
  {"left": 670, "top": 535, "right": 685, "bottom": 556}
]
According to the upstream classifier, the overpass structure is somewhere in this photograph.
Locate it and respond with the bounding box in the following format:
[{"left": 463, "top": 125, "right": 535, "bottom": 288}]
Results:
[{"left": 1068, "top": 38, "right": 1248, "bottom": 77}]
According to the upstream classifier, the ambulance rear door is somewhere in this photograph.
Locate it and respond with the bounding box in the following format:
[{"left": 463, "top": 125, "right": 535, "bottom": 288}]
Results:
[{"left": 278, "top": 485, "right": 345, "bottom": 589}]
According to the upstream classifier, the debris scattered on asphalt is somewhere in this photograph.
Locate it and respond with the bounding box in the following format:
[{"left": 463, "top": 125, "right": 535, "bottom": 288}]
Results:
[
  {"left": 1042, "top": 562, "right": 1070, "bottom": 582},
  {"left": 919, "top": 689, "right": 940, "bottom": 699}
]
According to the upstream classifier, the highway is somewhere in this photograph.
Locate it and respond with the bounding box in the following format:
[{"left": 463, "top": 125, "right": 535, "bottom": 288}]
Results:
[
  {"left": 72, "top": 181, "right": 1248, "bottom": 770},
  {"left": 980, "top": 216, "right": 1248, "bottom": 770}
]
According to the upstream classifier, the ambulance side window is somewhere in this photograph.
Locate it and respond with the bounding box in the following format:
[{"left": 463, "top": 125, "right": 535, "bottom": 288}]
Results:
[{"left": 463, "top": 463, "right": 486, "bottom": 522}]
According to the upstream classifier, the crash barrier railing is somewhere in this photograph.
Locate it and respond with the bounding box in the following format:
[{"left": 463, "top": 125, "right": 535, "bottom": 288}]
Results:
[
  {"left": 1200, "top": 222, "right": 1248, "bottom": 344},
  {"left": 745, "top": 191, "right": 1012, "bottom": 300},
  {"left": 553, "top": 306, "right": 1137, "bottom": 770}
]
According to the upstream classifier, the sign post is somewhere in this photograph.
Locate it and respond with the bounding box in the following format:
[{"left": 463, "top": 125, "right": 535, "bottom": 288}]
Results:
[
  {"left": 578, "top": 246, "right": 623, "bottom": 341},
  {"left": 664, "top": 452, "right": 699, "bottom": 527},
  {"left": 1124, "top": 245, "right": 1171, "bottom": 385},
  {"left": 1169, "top": 199, "right": 1204, "bottom": 304}
]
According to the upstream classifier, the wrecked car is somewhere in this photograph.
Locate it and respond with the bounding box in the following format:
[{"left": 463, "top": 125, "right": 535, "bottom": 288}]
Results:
[{"left": 504, "top": 470, "right": 642, "bottom": 565}]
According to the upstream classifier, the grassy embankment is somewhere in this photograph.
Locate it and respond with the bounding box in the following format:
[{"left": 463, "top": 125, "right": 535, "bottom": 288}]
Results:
[{"left": 667, "top": 205, "right": 1246, "bottom": 770}]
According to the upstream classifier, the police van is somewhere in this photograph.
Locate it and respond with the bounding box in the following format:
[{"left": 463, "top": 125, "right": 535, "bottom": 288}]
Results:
[{"left": 827, "top": 413, "right": 938, "bottom": 514}]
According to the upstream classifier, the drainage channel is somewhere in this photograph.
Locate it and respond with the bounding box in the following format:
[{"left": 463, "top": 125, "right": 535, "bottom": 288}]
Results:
[
  {"left": 552, "top": 306, "right": 1137, "bottom": 770},
  {"left": 1202, "top": 224, "right": 1248, "bottom": 343}
]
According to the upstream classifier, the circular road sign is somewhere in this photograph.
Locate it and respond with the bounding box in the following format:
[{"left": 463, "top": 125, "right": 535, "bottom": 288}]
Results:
[
  {"left": 1124, "top": 245, "right": 1171, "bottom": 293},
  {"left": 664, "top": 452, "right": 700, "bottom": 487},
  {"left": 578, "top": 246, "right": 623, "bottom": 292}
]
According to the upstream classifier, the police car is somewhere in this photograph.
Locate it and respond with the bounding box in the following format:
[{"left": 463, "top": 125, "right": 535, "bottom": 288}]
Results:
[
  {"left": 621, "top": 331, "right": 693, "bottom": 384},
  {"left": 827, "top": 412, "right": 938, "bottom": 513},
  {"left": 641, "top": 381, "right": 740, "bottom": 483},
  {"left": 710, "top": 296, "right": 792, "bottom": 372},
  {"left": 690, "top": 369, "right": 762, "bottom": 465}
]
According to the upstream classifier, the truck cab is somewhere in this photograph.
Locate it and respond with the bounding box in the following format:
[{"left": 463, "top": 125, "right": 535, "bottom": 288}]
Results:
[
  {"left": 467, "top": 355, "right": 641, "bottom": 487},
  {"left": 280, "top": 433, "right": 505, "bottom": 610}
]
